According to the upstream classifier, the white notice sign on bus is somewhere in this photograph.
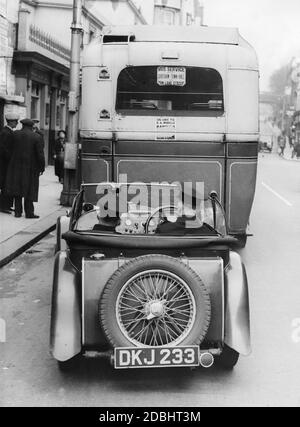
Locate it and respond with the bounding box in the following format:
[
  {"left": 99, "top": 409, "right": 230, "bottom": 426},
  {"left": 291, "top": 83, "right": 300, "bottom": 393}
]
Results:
[
  {"left": 155, "top": 117, "right": 176, "bottom": 141},
  {"left": 157, "top": 66, "right": 186, "bottom": 86}
]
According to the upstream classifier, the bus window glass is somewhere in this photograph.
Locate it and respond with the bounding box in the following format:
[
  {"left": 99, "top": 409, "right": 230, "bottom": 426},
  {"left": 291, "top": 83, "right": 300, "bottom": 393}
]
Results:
[{"left": 116, "top": 66, "right": 224, "bottom": 116}]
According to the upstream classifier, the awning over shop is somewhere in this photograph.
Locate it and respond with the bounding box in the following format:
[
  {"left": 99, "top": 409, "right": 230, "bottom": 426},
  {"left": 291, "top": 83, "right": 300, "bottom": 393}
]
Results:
[
  {"left": 0, "top": 93, "right": 25, "bottom": 103},
  {"left": 13, "top": 50, "right": 69, "bottom": 90}
]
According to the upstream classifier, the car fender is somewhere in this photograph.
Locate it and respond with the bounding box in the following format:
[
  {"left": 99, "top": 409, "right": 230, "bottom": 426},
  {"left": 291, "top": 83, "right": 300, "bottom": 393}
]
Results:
[
  {"left": 224, "top": 251, "right": 251, "bottom": 355},
  {"left": 55, "top": 216, "right": 70, "bottom": 253},
  {"left": 50, "top": 251, "right": 81, "bottom": 362}
]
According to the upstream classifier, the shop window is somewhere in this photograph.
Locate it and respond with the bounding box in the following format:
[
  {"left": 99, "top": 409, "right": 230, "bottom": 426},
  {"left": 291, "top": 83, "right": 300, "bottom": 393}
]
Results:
[
  {"left": 89, "top": 25, "right": 96, "bottom": 42},
  {"left": 186, "top": 13, "right": 192, "bottom": 25},
  {"left": 31, "top": 81, "right": 41, "bottom": 120},
  {"left": 45, "top": 103, "right": 50, "bottom": 126},
  {"left": 31, "top": 97, "right": 39, "bottom": 120},
  {"left": 56, "top": 92, "right": 67, "bottom": 130},
  {"left": 32, "top": 82, "right": 40, "bottom": 97},
  {"left": 60, "top": 103, "right": 66, "bottom": 130},
  {"left": 56, "top": 105, "right": 60, "bottom": 127}
]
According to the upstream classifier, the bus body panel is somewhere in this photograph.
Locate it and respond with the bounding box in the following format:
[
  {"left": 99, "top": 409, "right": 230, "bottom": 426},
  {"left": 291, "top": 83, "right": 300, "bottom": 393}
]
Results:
[{"left": 79, "top": 25, "right": 259, "bottom": 237}]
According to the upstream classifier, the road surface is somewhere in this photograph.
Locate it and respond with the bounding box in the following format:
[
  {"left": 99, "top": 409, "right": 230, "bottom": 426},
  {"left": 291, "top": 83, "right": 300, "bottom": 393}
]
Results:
[{"left": 1, "top": 153, "right": 300, "bottom": 407}]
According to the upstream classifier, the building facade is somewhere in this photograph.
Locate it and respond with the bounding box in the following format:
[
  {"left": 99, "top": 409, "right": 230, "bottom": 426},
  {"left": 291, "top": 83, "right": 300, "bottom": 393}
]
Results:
[
  {"left": 13, "top": 0, "right": 106, "bottom": 164},
  {"left": 1, "top": 0, "right": 203, "bottom": 164},
  {"left": 259, "top": 92, "right": 282, "bottom": 152},
  {"left": 268, "top": 58, "right": 300, "bottom": 145},
  {"left": 288, "top": 58, "right": 300, "bottom": 146},
  {"left": 135, "top": 0, "right": 203, "bottom": 26},
  {"left": 1, "top": 0, "right": 147, "bottom": 164},
  {"left": 0, "top": 0, "right": 25, "bottom": 128}
]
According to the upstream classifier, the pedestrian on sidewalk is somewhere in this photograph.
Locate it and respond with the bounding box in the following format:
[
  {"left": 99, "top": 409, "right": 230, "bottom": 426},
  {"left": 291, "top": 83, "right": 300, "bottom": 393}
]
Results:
[
  {"left": 0, "top": 113, "right": 19, "bottom": 214},
  {"left": 289, "top": 125, "right": 296, "bottom": 149},
  {"left": 294, "top": 143, "right": 300, "bottom": 159},
  {"left": 53, "top": 130, "right": 66, "bottom": 184},
  {"left": 292, "top": 142, "right": 297, "bottom": 159},
  {"left": 33, "top": 119, "right": 45, "bottom": 150},
  {"left": 278, "top": 132, "right": 286, "bottom": 156},
  {"left": 6, "top": 119, "right": 45, "bottom": 219}
]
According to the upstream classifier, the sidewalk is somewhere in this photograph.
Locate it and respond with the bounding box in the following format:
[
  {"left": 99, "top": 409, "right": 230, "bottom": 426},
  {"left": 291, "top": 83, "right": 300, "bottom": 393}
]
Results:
[
  {"left": 0, "top": 167, "right": 66, "bottom": 267},
  {"left": 282, "top": 144, "right": 300, "bottom": 162}
]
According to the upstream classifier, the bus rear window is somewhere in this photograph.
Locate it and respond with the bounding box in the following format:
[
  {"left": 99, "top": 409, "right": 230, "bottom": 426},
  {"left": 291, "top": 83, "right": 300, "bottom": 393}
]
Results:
[{"left": 116, "top": 66, "right": 224, "bottom": 116}]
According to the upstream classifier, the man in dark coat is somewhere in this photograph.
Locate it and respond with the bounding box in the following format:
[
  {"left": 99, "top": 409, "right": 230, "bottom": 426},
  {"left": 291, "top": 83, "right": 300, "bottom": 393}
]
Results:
[
  {"left": 0, "top": 113, "right": 19, "bottom": 213},
  {"left": 32, "top": 119, "right": 45, "bottom": 149},
  {"left": 6, "top": 118, "right": 45, "bottom": 218},
  {"left": 53, "top": 130, "right": 66, "bottom": 183}
]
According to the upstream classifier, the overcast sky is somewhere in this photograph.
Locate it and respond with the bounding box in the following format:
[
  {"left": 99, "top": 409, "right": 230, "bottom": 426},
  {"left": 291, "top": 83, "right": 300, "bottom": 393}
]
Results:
[{"left": 203, "top": 0, "right": 300, "bottom": 91}]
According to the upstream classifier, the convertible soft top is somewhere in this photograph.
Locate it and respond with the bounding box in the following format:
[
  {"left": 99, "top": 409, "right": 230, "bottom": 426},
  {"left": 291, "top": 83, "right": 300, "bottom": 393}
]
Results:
[{"left": 63, "top": 231, "right": 237, "bottom": 249}]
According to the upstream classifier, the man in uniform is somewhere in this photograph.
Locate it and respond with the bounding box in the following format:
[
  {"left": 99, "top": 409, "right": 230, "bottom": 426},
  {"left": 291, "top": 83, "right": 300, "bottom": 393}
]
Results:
[
  {"left": 6, "top": 118, "right": 45, "bottom": 218},
  {"left": 0, "top": 112, "right": 19, "bottom": 213}
]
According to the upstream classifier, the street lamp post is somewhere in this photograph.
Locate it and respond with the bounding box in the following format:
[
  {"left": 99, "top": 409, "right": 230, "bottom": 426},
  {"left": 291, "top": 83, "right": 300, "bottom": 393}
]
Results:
[{"left": 60, "top": 0, "right": 83, "bottom": 206}]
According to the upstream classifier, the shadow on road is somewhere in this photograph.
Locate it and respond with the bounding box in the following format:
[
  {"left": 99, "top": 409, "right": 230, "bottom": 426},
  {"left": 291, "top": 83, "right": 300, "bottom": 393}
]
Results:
[{"left": 54, "top": 357, "right": 235, "bottom": 394}]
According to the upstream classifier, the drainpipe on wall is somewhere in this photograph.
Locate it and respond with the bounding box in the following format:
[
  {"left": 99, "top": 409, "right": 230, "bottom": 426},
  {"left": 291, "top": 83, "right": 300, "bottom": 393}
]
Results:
[{"left": 60, "top": 0, "right": 83, "bottom": 206}]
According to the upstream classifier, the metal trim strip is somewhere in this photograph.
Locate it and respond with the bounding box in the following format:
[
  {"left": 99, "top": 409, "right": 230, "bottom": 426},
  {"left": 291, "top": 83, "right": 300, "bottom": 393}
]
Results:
[{"left": 82, "top": 258, "right": 85, "bottom": 345}]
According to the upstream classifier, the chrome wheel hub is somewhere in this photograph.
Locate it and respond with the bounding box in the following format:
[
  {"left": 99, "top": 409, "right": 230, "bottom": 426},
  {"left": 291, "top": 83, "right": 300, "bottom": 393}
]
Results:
[
  {"left": 116, "top": 269, "right": 196, "bottom": 347},
  {"left": 145, "top": 299, "right": 166, "bottom": 320}
]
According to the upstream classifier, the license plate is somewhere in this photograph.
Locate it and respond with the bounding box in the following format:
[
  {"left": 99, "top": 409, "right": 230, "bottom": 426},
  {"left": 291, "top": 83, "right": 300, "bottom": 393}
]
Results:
[{"left": 114, "top": 346, "right": 199, "bottom": 369}]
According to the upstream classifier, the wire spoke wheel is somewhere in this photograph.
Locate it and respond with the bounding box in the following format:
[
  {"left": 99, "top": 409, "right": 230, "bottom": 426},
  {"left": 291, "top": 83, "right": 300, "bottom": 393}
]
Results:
[
  {"left": 116, "top": 270, "right": 196, "bottom": 347},
  {"left": 100, "top": 255, "right": 211, "bottom": 349}
]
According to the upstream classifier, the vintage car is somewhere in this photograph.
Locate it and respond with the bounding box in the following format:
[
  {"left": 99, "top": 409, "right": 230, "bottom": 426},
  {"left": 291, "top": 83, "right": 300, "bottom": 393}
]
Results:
[
  {"left": 50, "top": 182, "right": 250, "bottom": 371},
  {"left": 259, "top": 122, "right": 275, "bottom": 152},
  {"left": 259, "top": 136, "right": 273, "bottom": 152}
]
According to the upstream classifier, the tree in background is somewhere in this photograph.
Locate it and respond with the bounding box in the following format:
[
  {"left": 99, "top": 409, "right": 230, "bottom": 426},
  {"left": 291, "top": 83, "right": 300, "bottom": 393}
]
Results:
[
  {"left": 269, "top": 64, "right": 290, "bottom": 95},
  {"left": 269, "top": 63, "right": 292, "bottom": 130}
]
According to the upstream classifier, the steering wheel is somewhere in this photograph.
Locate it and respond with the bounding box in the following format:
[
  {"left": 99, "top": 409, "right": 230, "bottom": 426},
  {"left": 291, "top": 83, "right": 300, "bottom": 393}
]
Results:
[{"left": 144, "top": 205, "right": 178, "bottom": 234}]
